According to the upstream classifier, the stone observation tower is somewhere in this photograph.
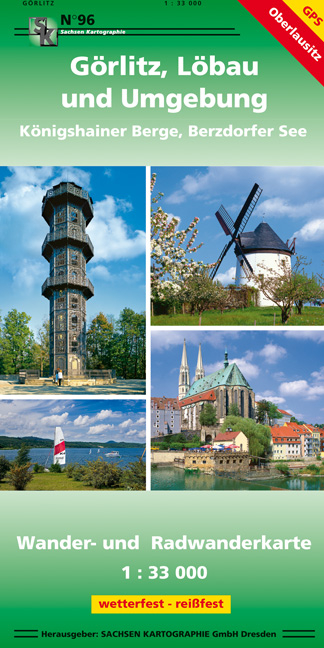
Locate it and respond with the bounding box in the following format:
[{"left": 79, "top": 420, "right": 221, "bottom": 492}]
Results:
[{"left": 41, "top": 182, "right": 94, "bottom": 377}]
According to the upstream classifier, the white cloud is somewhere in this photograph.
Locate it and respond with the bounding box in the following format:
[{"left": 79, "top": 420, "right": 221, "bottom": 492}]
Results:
[
  {"left": 87, "top": 196, "right": 146, "bottom": 262},
  {"left": 283, "top": 331, "right": 324, "bottom": 343},
  {"left": 205, "top": 354, "right": 259, "bottom": 381},
  {"left": 280, "top": 380, "right": 324, "bottom": 401},
  {"left": 135, "top": 417, "right": 146, "bottom": 425},
  {"left": 94, "top": 409, "right": 121, "bottom": 421},
  {"left": 89, "top": 265, "right": 111, "bottom": 281},
  {"left": 151, "top": 330, "right": 239, "bottom": 352},
  {"left": 119, "top": 418, "right": 133, "bottom": 428},
  {"left": 74, "top": 415, "right": 90, "bottom": 426},
  {"left": 255, "top": 392, "right": 286, "bottom": 405},
  {"left": 311, "top": 367, "right": 324, "bottom": 381},
  {"left": 293, "top": 218, "right": 324, "bottom": 241},
  {"left": 88, "top": 424, "right": 115, "bottom": 435},
  {"left": 164, "top": 167, "right": 324, "bottom": 208},
  {"left": 216, "top": 266, "right": 236, "bottom": 286},
  {"left": 259, "top": 343, "right": 287, "bottom": 365},
  {"left": 41, "top": 412, "right": 69, "bottom": 425}
]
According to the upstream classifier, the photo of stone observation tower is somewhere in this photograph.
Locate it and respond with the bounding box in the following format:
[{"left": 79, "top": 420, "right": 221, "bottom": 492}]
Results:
[{"left": 41, "top": 182, "right": 94, "bottom": 377}]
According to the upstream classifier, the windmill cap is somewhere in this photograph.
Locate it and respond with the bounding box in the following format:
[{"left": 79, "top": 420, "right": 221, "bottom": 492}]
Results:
[{"left": 238, "top": 222, "right": 292, "bottom": 254}]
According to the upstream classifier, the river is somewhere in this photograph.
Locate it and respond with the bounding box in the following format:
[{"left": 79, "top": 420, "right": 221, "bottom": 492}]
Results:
[{"left": 151, "top": 466, "right": 324, "bottom": 491}]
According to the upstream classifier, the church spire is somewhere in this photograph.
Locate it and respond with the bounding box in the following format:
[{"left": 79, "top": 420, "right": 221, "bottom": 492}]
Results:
[
  {"left": 195, "top": 343, "right": 205, "bottom": 381},
  {"left": 224, "top": 348, "right": 229, "bottom": 369},
  {"left": 179, "top": 339, "right": 190, "bottom": 399}
]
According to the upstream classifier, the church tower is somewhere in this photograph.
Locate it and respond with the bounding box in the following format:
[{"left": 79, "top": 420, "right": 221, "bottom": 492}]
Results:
[
  {"left": 224, "top": 348, "right": 229, "bottom": 368},
  {"left": 179, "top": 339, "right": 190, "bottom": 399},
  {"left": 41, "top": 182, "right": 94, "bottom": 377},
  {"left": 195, "top": 343, "right": 205, "bottom": 381}
]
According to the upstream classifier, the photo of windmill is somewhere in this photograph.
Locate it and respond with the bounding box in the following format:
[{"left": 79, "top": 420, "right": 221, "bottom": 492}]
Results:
[
  {"left": 151, "top": 167, "right": 324, "bottom": 326},
  {"left": 211, "top": 183, "right": 296, "bottom": 308}
]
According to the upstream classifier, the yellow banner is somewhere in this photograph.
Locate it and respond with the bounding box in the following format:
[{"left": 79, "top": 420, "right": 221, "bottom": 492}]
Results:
[
  {"left": 92, "top": 595, "right": 231, "bottom": 614},
  {"left": 285, "top": 0, "right": 324, "bottom": 40}
]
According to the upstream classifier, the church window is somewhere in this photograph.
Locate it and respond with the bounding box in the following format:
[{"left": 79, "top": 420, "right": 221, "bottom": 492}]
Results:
[{"left": 240, "top": 391, "right": 245, "bottom": 417}]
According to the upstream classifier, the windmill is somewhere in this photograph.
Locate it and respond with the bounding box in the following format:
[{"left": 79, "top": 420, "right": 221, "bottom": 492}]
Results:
[{"left": 210, "top": 183, "right": 263, "bottom": 280}]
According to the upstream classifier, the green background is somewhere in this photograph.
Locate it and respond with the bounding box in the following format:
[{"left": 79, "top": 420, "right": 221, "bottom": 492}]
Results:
[
  {"left": 1, "top": 1, "right": 323, "bottom": 645},
  {"left": 0, "top": 0, "right": 323, "bottom": 165},
  {"left": 1, "top": 492, "right": 323, "bottom": 646}
]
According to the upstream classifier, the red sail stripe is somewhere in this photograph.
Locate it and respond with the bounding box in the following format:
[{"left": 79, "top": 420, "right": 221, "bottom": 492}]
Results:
[{"left": 54, "top": 441, "right": 65, "bottom": 455}]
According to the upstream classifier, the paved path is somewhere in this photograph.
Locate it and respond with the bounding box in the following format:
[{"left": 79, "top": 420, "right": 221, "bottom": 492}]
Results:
[{"left": 0, "top": 379, "right": 146, "bottom": 396}]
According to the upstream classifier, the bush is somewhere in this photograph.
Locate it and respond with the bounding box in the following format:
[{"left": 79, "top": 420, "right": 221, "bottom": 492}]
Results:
[
  {"left": 8, "top": 464, "right": 33, "bottom": 490},
  {"left": 0, "top": 455, "right": 11, "bottom": 481},
  {"left": 65, "top": 463, "right": 78, "bottom": 478},
  {"left": 275, "top": 462, "right": 290, "bottom": 475},
  {"left": 121, "top": 461, "right": 146, "bottom": 490},
  {"left": 49, "top": 463, "right": 62, "bottom": 473},
  {"left": 82, "top": 458, "right": 122, "bottom": 489},
  {"left": 71, "top": 465, "right": 87, "bottom": 481},
  {"left": 33, "top": 463, "right": 45, "bottom": 473}
]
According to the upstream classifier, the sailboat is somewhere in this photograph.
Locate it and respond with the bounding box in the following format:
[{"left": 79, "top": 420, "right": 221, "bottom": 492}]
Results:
[{"left": 54, "top": 426, "right": 66, "bottom": 465}]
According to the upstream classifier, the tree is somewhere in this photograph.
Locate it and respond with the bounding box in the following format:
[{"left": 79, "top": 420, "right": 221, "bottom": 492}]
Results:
[
  {"left": 14, "top": 443, "right": 31, "bottom": 467},
  {"left": 34, "top": 319, "right": 50, "bottom": 376},
  {"left": 182, "top": 271, "right": 224, "bottom": 325},
  {"left": 113, "top": 309, "right": 145, "bottom": 379},
  {"left": 221, "top": 415, "right": 271, "bottom": 459},
  {"left": 294, "top": 274, "right": 323, "bottom": 315},
  {"left": 86, "top": 312, "right": 114, "bottom": 370},
  {"left": 0, "top": 456, "right": 10, "bottom": 482},
  {"left": 256, "top": 400, "right": 283, "bottom": 426},
  {"left": 151, "top": 174, "right": 217, "bottom": 311},
  {"left": 252, "top": 257, "right": 323, "bottom": 324},
  {"left": 8, "top": 464, "right": 33, "bottom": 490},
  {"left": 199, "top": 402, "right": 217, "bottom": 427},
  {"left": 0, "top": 309, "right": 36, "bottom": 373},
  {"left": 228, "top": 403, "right": 240, "bottom": 417}
]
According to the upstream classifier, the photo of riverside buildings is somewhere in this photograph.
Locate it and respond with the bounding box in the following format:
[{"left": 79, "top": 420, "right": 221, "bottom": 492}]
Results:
[{"left": 151, "top": 340, "right": 324, "bottom": 490}]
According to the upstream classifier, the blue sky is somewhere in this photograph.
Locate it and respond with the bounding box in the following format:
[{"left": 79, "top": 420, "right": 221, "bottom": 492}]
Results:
[
  {"left": 152, "top": 166, "right": 324, "bottom": 284},
  {"left": 151, "top": 330, "right": 324, "bottom": 424},
  {"left": 0, "top": 399, "right": 146, "bottom": 443},
  {"left": 0, "top": 166, "right": 145, "bottom": 335}
]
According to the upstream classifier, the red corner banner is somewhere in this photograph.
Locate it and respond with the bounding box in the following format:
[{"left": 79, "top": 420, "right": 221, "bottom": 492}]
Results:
[{"left": 238, "top": 0, "right": 324, "bottom": 85}]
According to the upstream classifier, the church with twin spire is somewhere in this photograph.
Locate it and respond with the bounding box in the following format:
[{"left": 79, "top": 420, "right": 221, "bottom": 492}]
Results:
[{"left": 178, "top": 340, "right": 255, "bottom": 436}]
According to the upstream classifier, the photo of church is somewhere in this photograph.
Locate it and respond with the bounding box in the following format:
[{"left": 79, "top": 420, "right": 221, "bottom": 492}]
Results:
[{"left": 151, "top": 331, "right": 324, "bottom": 491}]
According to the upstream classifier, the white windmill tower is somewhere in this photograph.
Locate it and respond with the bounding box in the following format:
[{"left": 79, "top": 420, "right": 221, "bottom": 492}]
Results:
[
  {"left": 210, "top": 183, "right": 296, "bottom": 307},
  {"left": 235, "top": 221, "right": 295, "bottom": 306}
]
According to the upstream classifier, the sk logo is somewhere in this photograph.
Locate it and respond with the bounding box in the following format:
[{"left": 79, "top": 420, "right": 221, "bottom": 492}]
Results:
[{"left": 29, "top": 17, "right": 58, "bottom": 46}]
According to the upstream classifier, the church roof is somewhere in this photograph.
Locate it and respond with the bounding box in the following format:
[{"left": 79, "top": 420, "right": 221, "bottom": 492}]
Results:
[
  {"left": 181, "top": 362, "right": 252, "bottom": 399},
  {"left": 238, "top": 222, "right": 291, "bottom": 254}
]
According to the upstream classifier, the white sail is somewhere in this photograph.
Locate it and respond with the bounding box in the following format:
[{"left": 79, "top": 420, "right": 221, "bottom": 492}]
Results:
[{"left": 54, "top": 426, "right": 66, "bottom": 465}]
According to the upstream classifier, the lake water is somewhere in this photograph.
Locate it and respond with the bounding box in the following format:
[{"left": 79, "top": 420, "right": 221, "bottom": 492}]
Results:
[
  {"left": 0, "top": 447, "right": 145, "bottom": 469},
  {"left": 151, "top": 467, "right": 324, "bottom": 491}
]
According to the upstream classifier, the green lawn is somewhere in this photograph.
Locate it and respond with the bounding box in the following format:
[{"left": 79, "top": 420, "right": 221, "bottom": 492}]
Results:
[
  {"left": 152, "top": 306, "right": 324, "bottom": 327},
  {"left": 1, "top": 473, "right": 106, "bottom": 491}
]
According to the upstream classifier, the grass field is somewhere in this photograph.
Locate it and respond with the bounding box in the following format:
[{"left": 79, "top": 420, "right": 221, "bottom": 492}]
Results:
[
  {"left": 0, "top": 473, "right": 111, "bottom": 491},
  {"left": 152, "top": 306, "right": 324, "bottom": 327}
]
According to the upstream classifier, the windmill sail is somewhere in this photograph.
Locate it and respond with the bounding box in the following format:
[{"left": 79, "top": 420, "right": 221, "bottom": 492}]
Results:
[
  {"left": 211, "top": 183, "right": 263, "bottom": 279},
  {"left": 54, "top": 426, "right": 66, "bottom": 465}
]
